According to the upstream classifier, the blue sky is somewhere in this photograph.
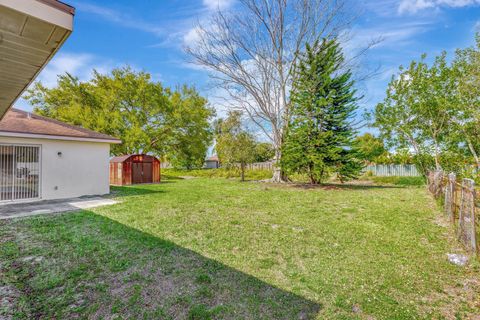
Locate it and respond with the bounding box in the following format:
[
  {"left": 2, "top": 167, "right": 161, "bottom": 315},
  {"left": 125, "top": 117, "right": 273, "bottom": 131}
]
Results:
[{"left": 18, "top": 0, "right": 480, "bottom": 123}]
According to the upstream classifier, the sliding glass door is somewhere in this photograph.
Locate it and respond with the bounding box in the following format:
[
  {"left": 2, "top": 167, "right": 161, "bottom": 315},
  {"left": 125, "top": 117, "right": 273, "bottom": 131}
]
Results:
[{"left": 0, "top": 145, "right": 40, "bottom": 202}]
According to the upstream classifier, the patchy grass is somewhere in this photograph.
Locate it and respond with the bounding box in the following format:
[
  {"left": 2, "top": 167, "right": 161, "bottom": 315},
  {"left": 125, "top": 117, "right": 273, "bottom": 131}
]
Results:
[
  {"left": 363, "top": 176, "right": 426, "bottom": 186},
  {"left": 1, "top": 178, "right": 478, "bottom": 319}
]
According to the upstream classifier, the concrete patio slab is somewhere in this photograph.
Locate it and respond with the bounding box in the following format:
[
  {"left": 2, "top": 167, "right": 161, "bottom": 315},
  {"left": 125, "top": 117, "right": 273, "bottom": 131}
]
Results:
[{"left": 0, "top": 197, "right": 118, "bottom": 220}]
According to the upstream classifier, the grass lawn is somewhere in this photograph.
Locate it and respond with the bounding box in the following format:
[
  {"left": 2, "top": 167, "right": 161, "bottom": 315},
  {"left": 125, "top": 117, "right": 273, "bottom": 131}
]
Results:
[{"left": 1, "top": 178, "right": 479, "bottom": 319}]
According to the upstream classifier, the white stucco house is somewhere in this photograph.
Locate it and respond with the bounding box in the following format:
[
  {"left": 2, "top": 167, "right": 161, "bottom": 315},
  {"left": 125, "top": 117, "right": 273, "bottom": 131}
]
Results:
[
  {"left": 0, "top": 109, "right": 121, "bottom": 202},
  {"left": 0, "top": 1, "right": 122, "bottom": 203}
]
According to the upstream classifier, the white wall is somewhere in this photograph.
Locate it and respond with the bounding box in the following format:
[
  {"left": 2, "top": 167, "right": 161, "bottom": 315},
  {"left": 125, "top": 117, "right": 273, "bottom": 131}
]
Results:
[{"left": 0, "top": 136, "right": 111, "bottom": 200}]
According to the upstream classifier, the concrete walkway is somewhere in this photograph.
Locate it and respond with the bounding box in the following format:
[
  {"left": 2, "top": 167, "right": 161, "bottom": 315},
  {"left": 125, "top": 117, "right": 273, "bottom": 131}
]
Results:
[{"left": 0, "top": 197, "right": 118, "bottom": 220}]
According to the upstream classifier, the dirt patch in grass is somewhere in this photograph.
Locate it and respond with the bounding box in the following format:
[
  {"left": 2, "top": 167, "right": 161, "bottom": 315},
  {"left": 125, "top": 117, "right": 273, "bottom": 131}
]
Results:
[
  {"left": 419, "top": 276, "right": 480, "bottom": 319},
  {"left": 0, "top": 285, "right": 21, "bottom": 320},
  {"left": 1, "top": 179, "right": 479, "bottom": 319},
  {"left": 0, "top": 212, "right": 321, "bottom": 319}
]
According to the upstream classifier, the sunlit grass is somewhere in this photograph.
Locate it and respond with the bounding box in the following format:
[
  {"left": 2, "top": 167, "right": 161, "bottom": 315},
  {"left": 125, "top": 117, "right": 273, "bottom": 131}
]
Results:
[{"left": 0, "top": 178, "right": 478, "bottom": 319}]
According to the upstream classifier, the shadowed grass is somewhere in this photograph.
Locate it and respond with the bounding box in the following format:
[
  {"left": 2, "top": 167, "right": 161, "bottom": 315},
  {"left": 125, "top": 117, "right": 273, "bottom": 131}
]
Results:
[{"left": 1, "top": 178, "right": 478, "bottom": 319}]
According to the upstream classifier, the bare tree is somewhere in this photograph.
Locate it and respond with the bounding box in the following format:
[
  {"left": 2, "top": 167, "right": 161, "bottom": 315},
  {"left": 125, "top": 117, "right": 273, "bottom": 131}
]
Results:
[{"left": 186, "top": 0, "right": 357, "bottom": 182}]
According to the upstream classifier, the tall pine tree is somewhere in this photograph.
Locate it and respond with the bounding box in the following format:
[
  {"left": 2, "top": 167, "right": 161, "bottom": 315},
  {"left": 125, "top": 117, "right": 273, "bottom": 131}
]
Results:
[{"left": 281, "top": 39, "right": 362, "bottom": 184}]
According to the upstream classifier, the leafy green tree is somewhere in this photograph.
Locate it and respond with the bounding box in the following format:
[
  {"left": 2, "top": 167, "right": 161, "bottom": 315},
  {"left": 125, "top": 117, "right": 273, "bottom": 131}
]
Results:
[
  {"left": 25, "top": 67, "right": 215, "bottom": 168},
  {"left": 451, "top": 36, "right": 480, "bottom": 169},
  {"left": 390, "top": 148, "right": 414, "bottom": 165},
  {"left": 166, "top": 86, "right": 216, "bottom": 169},
  {"left": 373, "top": 53, "right": 456, "bottom": 175},
  {"left": 281, "top": 39, "right": 363, "bottom": 184},
  {"left": 253, "top": 142, "right": 275, "bottom": 162},
  {"left": 354, "top": 133, "right": 387, "bottom": 163},
  {"left": 215, "top": 112, "right": 256, "bottom": 181}
]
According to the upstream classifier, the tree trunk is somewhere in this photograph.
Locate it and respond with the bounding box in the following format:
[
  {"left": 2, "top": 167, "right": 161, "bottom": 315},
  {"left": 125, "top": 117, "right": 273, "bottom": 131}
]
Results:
[
  {"left": 270, "top": 147, "right": 287, "bottom": 183},
  {"left": 240, "top": 162, "right": 245, "bottom": 182},
  {"left": 308, "top": 163, "right": 317, "bottom": 184},
  {"left": 465, "top": 135, "right": 480, "bottom": 169},
  {"left": 434, "top": 142, "right": 441, "bottom": 170}
]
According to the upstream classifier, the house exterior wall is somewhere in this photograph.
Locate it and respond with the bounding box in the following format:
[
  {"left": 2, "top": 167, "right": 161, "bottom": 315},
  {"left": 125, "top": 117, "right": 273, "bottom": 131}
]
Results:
[
  {"left": 204, "top": 160, "right": 219, "bottom": 169},
  {"left": 0, "top": 136, "right": 111, "bottom": 200}
]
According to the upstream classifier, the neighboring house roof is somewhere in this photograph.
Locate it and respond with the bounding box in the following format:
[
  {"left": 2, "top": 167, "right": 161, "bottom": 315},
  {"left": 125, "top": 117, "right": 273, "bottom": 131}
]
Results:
[
  {"left": 0, "top": 108, "right": 121, "bottom": 143},
  {"left": 206, "top": 155, "right": 219, "bottom": 162}
]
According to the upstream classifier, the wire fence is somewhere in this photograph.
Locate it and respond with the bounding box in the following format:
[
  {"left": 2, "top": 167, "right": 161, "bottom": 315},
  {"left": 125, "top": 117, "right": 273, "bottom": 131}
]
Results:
[{"left": 427, "top": 170, "right": 479, "bottom": 255}]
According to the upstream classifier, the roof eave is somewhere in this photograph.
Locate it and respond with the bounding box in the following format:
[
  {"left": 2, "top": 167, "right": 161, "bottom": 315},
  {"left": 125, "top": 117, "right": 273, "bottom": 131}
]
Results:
[
  {"left": 0, "top": 131, "right": 122, "bottom": 144},
  {"left": 0, "top": 0, "right": 75, "bottom": 120}
]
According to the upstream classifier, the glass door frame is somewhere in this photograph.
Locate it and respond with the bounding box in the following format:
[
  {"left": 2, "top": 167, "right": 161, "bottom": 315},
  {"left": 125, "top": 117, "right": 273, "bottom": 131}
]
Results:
[{"left": 0, "top": 143, "right": 42, "bottom": 203}]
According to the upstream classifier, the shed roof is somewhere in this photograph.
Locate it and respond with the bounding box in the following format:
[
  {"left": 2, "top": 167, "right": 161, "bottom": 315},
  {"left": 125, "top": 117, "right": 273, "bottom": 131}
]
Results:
[
  {"left": 206, "top": 155, "right": 219, "bottom": 162},
  {"left": 110, "top": 154, "right": 160, "bottom": 163},
  {"left": 0, "top": 108, "right": 121, "bottom": 143},
  {"left": 110, "top": 155, "right": 132, "bottom": 163}
]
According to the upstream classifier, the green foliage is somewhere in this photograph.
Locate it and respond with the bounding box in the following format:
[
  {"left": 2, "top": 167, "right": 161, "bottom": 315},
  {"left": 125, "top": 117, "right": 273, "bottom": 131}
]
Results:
[
  {"left": 215, "top": 112, "right": 256, "bottom": 181},
  {"left": 163, "top": 168, "right": 273, "bottom": 181},
  {"left": 354, "top": 133, "right": 388, "bottom": 163},
  {"left": 390, "top": 148, "right": 415, "bottom": 165},
  {"left": 25, "top": 67, "right": 214, "bottom": 168},
  {"left": 373, "top": 53, "right": 455, "bottom": 175},
  {"left": 253, "top": 142, "right": 275, "bottom": 162},
  {"left": 282, "top": 39, "right": 363, "bottom": 184},
  {"left": 373, "top": 35, "right": 480, "bottom": 177},
  {"left": 449, "top": 36, "right": 480, "bottom": 170}
]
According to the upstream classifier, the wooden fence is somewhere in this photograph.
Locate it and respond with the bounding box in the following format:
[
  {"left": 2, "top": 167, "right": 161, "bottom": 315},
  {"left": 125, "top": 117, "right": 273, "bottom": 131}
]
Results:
[
  {"left": 244, "top": 161, "right": 274, "bottom": 171},
  {"left": 427, "top": 170, "right": 479, "bottom": 255},
  {"left": 363, "top": 164, "right": 420, "bottom": 177}
]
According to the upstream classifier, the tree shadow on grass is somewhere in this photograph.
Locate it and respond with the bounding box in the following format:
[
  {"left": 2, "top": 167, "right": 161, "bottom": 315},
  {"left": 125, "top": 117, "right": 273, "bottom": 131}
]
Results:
[
  {"left": 110, "top": 185, "right": 169, "bottom": 198},
  {"left": 161, "top": 174, "right": 186, "bottom": 180},
  {"left": 2, "top": 211, "right": 321, "bottom": 319}
]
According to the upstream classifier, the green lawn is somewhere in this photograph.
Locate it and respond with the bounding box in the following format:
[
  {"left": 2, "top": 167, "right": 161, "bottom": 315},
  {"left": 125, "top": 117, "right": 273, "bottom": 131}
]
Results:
[{"left": 1, "top": 178, "right": 478, "bottom": 319}]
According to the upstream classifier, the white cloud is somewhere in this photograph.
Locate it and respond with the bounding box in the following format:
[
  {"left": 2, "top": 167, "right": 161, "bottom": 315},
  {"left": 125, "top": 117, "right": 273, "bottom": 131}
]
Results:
[
  {"left": 30, "top": 52, "right": 118, "bottom": 89},
  {"left": 202, "top": 0, "right": 235, "bottom": 11},
  {"left": 71, "top": 2, "right": 164, "bottom": 36},
  {"left": 18, "top": 52, "right": 115, "bottom": 111},
  {"left": 398, "top": 0, "right": 480, "bottom": 14},
  {"left": 474, "top": 20, "right": 480, "bottom": 31},
  {"left": 341, "top": 21, "right": 431, "bottom": 60},
  {"left": 183, "top": 26, "right": 204, "bottom": 45},
  {"left": 36, "top": 53, "right": 96, "bottom": 88}
]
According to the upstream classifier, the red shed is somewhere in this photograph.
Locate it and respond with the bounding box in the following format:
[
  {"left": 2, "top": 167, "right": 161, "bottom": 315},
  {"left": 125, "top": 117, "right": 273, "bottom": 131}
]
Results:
[{"left": 110, "top": 154, "right": 161, "bottom": 186}]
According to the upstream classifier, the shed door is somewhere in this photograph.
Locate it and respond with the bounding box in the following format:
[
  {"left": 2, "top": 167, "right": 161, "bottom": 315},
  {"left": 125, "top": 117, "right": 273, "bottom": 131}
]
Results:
[
  {"left": 142, "top": 163, "right": 152, "bottom": 183},
  {"left": 0, "top": 145, "right": 40, "bottom": 202},
  {"left": 132, "top": 163, "right": 143, "bottom": 184},
  {"left": 132, "top": 162, "right": 153, "bottom": 184}
]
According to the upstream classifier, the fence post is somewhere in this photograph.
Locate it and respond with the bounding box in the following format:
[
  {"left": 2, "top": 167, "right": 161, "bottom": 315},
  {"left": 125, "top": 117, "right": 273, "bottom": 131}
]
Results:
[
  {"left": 431, "top": 170, "right": 443, "bottom": 198},
  {"left": 444, "top": 173, "right": 456, "bottom": 224},
  {"left": 458, "top": 178, "right": 478, "bottom": 255}
]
